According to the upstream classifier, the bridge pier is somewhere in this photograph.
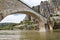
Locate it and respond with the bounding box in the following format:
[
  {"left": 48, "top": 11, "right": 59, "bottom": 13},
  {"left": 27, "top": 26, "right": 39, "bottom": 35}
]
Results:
[
  {"left": 39, "top": 22, "right": 46, "bottom": 32},
  {"left": 49, "top": 24, "right": 53, "bottom": 31},
  {"left": 39, "top": 21, "right": 54, "bottom": 32},
  {"left": 48, "top": 20, "right": 54, "bottom": 31}
]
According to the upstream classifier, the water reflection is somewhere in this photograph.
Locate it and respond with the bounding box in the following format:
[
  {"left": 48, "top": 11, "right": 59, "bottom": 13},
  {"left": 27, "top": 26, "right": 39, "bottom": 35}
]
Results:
[{"left": 19, "top": 30, "right": 60, "bottom": 40}]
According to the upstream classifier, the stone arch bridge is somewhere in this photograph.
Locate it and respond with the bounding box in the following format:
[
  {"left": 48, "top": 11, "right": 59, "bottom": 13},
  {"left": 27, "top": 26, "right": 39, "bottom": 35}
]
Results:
[{"left": 0, "top": 0, "right": 53, "bottom": 32}]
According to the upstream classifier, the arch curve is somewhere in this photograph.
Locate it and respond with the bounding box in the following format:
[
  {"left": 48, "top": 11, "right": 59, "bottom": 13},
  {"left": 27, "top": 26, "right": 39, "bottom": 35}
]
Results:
[{"left": 1, "top": 9, "right": 46, "bottom": 32}]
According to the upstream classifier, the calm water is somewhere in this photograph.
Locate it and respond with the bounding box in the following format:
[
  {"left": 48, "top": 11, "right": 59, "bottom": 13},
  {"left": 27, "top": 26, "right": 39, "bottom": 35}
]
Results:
[{"left": 19, "top": 30, "right": 60, "bottom": 40}]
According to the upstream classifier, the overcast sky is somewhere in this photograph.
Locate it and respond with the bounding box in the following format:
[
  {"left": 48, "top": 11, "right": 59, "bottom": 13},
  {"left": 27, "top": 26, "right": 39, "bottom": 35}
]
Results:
[
  {"left": 1, "top": 14, "right": 26, "bottom": 23},
  {"left": 21, "top": 0, "right": 47, "bottom": 7}
]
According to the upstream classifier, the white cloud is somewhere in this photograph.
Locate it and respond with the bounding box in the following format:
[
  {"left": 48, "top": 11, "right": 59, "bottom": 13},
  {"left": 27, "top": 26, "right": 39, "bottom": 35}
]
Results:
[{"left": 1, "top": 14, "right": 26, "bottom": 23}]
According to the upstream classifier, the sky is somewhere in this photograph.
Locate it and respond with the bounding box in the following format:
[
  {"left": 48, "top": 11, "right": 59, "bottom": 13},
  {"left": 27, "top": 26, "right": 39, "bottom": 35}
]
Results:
[
  {"left": 21, "top": 0, "right": 47, "bottom": 7},
  {"left": 1, "top": 14, "right": 26, "bottom": 23},
  {"left": 0, "top": 0, "right": 47, "bottom": 23}
]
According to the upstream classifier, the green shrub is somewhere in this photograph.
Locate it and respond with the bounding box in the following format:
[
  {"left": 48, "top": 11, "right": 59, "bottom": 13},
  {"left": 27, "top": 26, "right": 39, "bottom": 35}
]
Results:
[{"left": 0, "top": 24, "right": 15, "bottom": 30}]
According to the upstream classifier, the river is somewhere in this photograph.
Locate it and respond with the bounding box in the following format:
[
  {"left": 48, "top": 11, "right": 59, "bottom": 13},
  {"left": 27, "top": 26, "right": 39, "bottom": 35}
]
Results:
[
  {"left": 0, "top": 30, "right": 60, "bottom": 40},
  {"left": 19, "top": 30, "right": 60, "bottom": 40}
]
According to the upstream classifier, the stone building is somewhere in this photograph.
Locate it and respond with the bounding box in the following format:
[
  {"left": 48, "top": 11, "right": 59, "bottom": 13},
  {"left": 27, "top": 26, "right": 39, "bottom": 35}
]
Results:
[
  {"left": 32, "top": 1, "right": 51, "bottom": 18},
  {"left": 32, "top": 5, "right": 40, "bottom": 13},
  {"left": 52, "top": 0, "right": 60, "bottom": 6},
  {"left": 48, "top": 0, "right": 60, "bottom": 9},
  {"left": 32, "top": 0, "right": 60, "bottom": 19}
]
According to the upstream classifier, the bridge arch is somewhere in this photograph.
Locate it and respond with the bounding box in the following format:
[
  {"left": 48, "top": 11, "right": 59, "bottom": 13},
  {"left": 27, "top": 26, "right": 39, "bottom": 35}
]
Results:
[
  {"left": 0, "top": 0, "right": 53, "bottom": 32},
  {"left": 1, "top": 9, "right": 46, "bottom": 32}
]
